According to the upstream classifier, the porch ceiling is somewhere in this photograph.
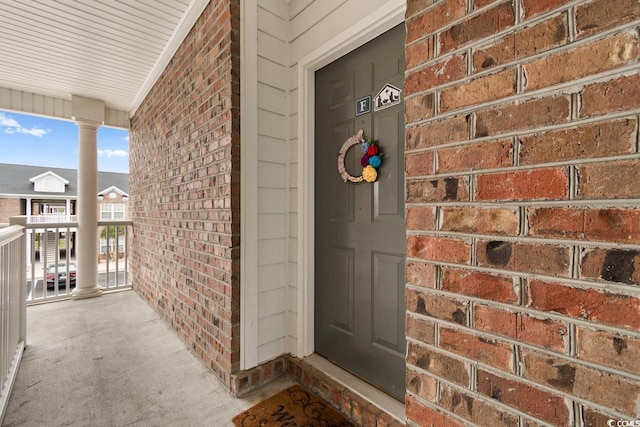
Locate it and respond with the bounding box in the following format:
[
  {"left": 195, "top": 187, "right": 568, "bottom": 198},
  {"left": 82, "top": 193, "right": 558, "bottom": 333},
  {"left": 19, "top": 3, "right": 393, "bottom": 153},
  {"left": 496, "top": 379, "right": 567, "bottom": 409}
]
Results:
[{"left": 0, "top": 0, "right": 207, "bottom": 115}]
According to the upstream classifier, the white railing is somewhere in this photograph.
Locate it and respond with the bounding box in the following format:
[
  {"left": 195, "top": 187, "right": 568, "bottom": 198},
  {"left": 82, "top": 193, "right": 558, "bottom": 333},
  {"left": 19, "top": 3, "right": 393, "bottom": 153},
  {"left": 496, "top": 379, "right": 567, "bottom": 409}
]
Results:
[
  {"left": 98, "top": 219, "right": 132, "bottom": 294},
  {"left": 9, "top": 216, "right": 133, "bottom": 305},
  {"left": 26, "top": 214, "right": 77, "bottom": 224},
  {"left": 0, "top": 224, "right": 26, "bottom": 425}
]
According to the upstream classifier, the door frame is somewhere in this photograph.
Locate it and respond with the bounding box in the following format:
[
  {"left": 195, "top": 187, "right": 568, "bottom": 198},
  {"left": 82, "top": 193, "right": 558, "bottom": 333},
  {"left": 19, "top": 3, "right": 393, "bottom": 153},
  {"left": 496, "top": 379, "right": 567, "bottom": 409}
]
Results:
[{"left": 296, "top": 0, "right": 406, "bottom": 358}]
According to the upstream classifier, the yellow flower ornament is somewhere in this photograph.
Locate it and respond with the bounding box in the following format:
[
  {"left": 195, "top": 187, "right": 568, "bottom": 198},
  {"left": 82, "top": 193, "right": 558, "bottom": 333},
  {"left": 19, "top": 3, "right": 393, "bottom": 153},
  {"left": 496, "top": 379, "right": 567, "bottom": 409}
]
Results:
[{"left": 362, "top": 165, "right": 377, "bottom": 182}]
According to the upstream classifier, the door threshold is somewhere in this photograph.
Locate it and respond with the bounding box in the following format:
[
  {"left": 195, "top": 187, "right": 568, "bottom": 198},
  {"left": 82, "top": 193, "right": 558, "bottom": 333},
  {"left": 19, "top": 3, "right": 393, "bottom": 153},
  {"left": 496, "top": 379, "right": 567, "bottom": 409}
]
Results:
[{"left": 305, "top": 353, "right": 405, "bottom": 423}]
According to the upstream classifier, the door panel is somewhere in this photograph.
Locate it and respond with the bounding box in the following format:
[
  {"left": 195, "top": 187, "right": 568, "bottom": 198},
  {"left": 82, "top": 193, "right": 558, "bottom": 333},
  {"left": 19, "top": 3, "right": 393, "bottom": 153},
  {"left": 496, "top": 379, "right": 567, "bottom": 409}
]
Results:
[
  {"left": 373, "top": 109, "right": 404, "bottom": 221},
  {"left": 329, "top": 247, "right": 355, "bottom": 334},
  {"left": 315, "top": 24, "right": 406, "bottom": 401},
  {"left": 372, "top": 252, "right": 405, "bottom": 354},
  {"left": 330, "top": 73, "right": 356, "bottom": 109}
]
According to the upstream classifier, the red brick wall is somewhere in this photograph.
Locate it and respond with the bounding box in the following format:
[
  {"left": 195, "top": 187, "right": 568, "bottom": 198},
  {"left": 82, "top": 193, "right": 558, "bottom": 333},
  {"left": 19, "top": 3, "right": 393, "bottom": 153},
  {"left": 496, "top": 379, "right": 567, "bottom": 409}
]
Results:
[
  {"left": 129, "top": 0, "right": 241, "bottom": 388},
  {"left": 0, "top": 198, "right": 22, "bottom": 224},
  {"left": 405, "top": 0, "right": 640, "bottom": 425}
]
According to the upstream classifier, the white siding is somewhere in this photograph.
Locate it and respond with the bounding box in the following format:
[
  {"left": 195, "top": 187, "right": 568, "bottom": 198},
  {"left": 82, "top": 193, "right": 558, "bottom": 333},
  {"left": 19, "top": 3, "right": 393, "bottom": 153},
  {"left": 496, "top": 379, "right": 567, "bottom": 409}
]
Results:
[
  {"left": 0, "top": 87, "right": 71, "bottom": 120},
  {"left": 256, "top": 0, "right": 289, "bottom": 363}
]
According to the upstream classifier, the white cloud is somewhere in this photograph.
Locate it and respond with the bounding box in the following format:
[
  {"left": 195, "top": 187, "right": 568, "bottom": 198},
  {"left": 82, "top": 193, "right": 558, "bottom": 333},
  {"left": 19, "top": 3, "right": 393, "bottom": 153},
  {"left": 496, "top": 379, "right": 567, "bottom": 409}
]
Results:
[
  {"left": 0, "top": 113, "right": 20, "bottom": 128},
  {"left": 122, "top": 135, "right": 129, "bottom": 143},
  {"left": 98, "top": 149, "right": 128, "bottom": 158},
  {"left": 0, "top": 112, "right": 48, "bottom": 137},
  {"left": 21, "top": 127, "right": 47, "bottom": 137}
]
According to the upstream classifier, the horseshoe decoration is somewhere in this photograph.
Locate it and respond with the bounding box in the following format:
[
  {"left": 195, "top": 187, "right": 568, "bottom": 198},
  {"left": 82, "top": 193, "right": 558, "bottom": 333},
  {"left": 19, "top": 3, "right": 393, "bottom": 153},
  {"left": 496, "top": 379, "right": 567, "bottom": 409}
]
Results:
[
  {"left": 337, "top": 130, "right": 383, "bottom": 183},
  {"left": 337, "top": 130, "right": 365, "bottom": 183}
]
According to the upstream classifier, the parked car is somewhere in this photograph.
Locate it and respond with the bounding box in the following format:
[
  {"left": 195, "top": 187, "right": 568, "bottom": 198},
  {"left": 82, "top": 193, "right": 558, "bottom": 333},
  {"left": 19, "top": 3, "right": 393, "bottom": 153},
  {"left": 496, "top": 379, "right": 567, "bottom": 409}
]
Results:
[{"left": 46, "top": 263, "right": 76, "bottom": 288}]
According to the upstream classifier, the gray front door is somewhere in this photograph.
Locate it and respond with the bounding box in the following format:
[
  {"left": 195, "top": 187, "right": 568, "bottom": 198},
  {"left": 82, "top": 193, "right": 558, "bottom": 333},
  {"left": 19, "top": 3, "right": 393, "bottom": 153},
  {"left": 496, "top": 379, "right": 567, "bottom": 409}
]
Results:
[{"left": 314, "top": 24, "right": 406, "bottom": 401}]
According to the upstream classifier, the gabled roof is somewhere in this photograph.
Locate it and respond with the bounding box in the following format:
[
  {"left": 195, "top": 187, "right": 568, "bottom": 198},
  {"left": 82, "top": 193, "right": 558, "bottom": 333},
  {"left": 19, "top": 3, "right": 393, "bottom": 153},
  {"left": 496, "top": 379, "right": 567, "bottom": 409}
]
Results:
[
  {"left": 0, "top": 163, "right": 128, "bottom": 197},
  {"left": 29, "top": 171, "right": 70, "bottom": 185},
  {"left": 99, "top": 186, "right": 129, "bottom": 198}
]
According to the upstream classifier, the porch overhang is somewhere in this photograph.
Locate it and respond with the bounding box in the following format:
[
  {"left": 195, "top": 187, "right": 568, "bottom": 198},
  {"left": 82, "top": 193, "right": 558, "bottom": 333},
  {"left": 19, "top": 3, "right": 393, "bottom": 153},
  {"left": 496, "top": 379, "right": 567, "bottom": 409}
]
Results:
[{"left": 0, "top": 0, "right": 209, "bottom": 122}]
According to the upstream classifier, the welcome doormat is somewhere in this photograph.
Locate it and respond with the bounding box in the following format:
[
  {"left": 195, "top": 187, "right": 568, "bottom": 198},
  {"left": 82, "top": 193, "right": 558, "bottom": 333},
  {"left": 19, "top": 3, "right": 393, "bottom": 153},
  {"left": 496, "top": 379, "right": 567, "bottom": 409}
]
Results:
[{"left": 232, "top": 384, "right": 356, "bottom": 426}]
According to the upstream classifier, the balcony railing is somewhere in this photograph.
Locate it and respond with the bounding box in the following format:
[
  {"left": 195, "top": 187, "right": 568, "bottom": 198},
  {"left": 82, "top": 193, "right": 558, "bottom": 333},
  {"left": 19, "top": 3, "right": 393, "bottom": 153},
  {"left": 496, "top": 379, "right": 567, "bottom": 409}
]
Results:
[
  {"left": 10, "top": 216, "right": 133, "bottom": 305},
  {"left": 26, "top": 214, "right": 77, "bottom": 224},
  {"left": 0, "top": 224, "right": 26, "bottom": 423}
]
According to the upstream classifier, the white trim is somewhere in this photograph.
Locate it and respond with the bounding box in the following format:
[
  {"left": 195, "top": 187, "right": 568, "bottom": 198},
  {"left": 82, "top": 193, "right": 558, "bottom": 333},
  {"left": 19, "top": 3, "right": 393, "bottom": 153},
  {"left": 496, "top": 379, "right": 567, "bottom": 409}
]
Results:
[
  {"left": 29, "top": 171, "right": 69, "bottom": 185},
  {"left": 129, "top": 0, "right": 210, "bottom": 116},
  {"left": 296, "top": 0, "right": 406, "bottom": 357},
  {"left": 98, "top": 185, "right": 128, "bottom": 197},
  {"left": 240, "top": 0, "right": 259, "bottom": 370},
  {"left": 0, "top": 194, "right": 75, "bottom": 200}
]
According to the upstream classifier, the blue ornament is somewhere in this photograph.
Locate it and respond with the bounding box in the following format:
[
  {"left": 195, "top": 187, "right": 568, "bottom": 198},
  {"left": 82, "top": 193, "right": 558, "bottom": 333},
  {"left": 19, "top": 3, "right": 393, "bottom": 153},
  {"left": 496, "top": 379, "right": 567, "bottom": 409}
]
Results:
[
  {"left": 361, "top": 142, "right": 370, "bottom": 153},
  {"left": 368, "top": 155, "right": 381, "bottom": 168}
]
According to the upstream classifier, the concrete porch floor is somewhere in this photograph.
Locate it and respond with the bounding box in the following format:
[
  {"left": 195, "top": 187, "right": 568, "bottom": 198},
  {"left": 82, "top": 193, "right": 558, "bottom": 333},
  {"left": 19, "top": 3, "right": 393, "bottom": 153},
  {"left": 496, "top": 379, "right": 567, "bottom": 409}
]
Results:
[{"left": 2, "top": 290, "right": 293, "bottom": 427}]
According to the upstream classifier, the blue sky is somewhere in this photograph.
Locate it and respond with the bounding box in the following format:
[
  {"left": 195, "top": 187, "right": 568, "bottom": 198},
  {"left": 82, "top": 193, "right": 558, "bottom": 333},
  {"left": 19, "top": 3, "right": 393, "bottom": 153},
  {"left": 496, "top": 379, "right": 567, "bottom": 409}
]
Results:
[{"left": 0, "top": 109, "right": 129, "bottom": 173}]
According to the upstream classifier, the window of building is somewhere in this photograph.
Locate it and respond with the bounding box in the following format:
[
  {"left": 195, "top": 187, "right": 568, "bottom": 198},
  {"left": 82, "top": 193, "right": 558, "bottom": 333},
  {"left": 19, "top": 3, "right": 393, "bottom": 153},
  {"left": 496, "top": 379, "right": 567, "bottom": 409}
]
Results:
[
  {"left": 100, "top": 203, "right": 125, "bottom": 220},
  {"left": 100, "top": 236, "right": 125, "bottom": 254}
]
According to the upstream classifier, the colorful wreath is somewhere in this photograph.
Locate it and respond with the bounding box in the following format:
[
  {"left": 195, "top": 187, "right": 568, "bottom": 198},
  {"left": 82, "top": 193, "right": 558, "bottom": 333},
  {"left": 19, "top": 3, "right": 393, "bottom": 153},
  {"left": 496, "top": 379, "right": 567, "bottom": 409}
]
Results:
[{"left": 337, "top": 130, "right": 383, "bottom": 183}]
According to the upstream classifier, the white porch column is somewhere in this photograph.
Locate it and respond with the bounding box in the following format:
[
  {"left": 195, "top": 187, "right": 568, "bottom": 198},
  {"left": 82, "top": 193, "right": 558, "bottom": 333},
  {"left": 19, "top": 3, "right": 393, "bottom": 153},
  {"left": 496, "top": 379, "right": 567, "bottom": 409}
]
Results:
[
  {"left": 71, "top": 96, "right": 104, "bottom": 300},
  {"left": 25, "top": 198, "right": 32, "bottom": 269}
]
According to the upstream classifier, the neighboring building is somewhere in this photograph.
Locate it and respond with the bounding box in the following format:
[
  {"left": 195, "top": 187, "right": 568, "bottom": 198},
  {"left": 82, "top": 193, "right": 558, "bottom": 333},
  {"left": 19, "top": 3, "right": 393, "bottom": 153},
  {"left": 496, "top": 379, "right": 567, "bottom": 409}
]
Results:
[
  {"left": 0, "top": 163, "right": 129, "bottom": 259},
  {"left": 0, "top": 163, "right": 129, "bottom": 223}
]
